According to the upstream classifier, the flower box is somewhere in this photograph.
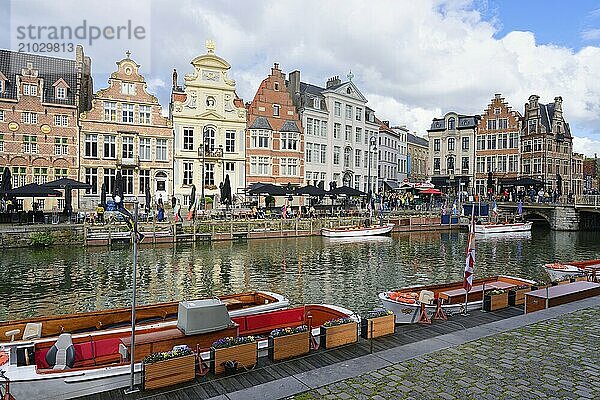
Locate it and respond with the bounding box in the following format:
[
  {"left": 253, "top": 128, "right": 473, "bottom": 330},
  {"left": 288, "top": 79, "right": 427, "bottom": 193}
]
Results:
[
  {"left": 483, "top": 291, "right": 508, "bottom": 311},
  {"left": 211, "top": 341, "right": 257, "bottom": 375},
  {"left": 360, "top": 313, "right": 395, "bottom": 339},
  {"left": 143, "top": 354, "right": 196, "bottom": 390},
  {"left": 268, "top": 331, "right": 310, "bottom": 361},
  {"left": 320, "top": 321, "right": 358, "bottom": 349},
  {"left": 508, "top": 286, "right": 531, "bottom": 306}
]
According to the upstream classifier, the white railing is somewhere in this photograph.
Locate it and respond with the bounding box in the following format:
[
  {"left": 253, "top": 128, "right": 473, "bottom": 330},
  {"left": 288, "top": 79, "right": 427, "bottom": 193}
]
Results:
[{"left": 575, "top": 195, "right": 600, "bottom": 208}]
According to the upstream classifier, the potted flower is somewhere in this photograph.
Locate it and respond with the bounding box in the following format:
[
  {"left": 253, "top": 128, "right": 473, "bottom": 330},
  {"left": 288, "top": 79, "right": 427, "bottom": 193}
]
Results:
[
  {"left": 210, "top": 336, "right": 257, "bottom": 375},
  {"left": 268, "top": 325, "right": 310, "bottom": 361},
  {"left": 483, "top": 289, "right": 508, "bottom": 311},
  {"left": 320, "top": 317, "right": 358, "bottom": 349},
  {"left": 508, "top": 284, "right": 531, "bottom": 306},
  {"left": 531, "top": 281, "right": 547, "bottom": 291},
  {"left": 143, "top": 346, "right": 195, "bottom": 390},
  {"left": 360, "top": 310, "right": 395, "bottom": 339}
]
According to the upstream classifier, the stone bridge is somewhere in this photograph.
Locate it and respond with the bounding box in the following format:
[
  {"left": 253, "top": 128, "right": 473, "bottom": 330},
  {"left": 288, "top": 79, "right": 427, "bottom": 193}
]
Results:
[{"left": 498, "top": 197, "right": 600, "bottom": 231}]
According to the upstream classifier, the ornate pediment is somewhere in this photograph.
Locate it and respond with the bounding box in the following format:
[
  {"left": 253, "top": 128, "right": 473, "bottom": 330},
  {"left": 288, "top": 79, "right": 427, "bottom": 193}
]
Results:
[
  {"left": 198, "top": 110, "right": 225, "bottom": 120},
  {"left": 330, "top": 81, "right": 367, "bottom": 102}
]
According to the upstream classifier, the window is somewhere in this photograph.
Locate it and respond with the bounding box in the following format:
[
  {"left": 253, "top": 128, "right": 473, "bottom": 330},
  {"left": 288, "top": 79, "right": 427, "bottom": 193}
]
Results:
[
  {"left": 103, "top": 168, "right": 116, "bottom": 194},
  {"left": 251, "top": 130, "right": 270, "bottom": 148},
  {"left": 33, "top": 167, "right": 47, "bottom": 185},
  {"left": 355, "top": 149, "right": 361, "bottom": 167},
  {"left": 225, "top": 162, "right": 235, "bottom": 172},
  {"left": 313, "top": 98, "right": 320, "bottom": 109},
  {"left": 476, "top": 157, "right": 485, "bottom": 173},
  {"left": 306, "top": 143, "right": 313, "bottom": 163},
  {"left": 345, "top": 125, "right": 352, "bottom": 141},
  {"left": 273, "top": 104, "right": 280, "bottom": 116},
  {"left": 103, "top": 135, "right": 116, "bottom": 159},
  {"left": 12, "top": 167, "right": 26, "bottom": 187},
  {"left": 21, "top": 112, "right": 38, "bottom": 124},
  {"left": 139, "top": 105, "right": 151, "bottom": 124},
  {"left": 447, "top": 138, "right": 455, "bottom": 151},
  {"left": 447, "top": 156, "right": 455, "bottom": 171},
  {"left": 122, "top": 104, "right": 134, "bottom": 123},
  {"left": 334, "top": 102, "right": 341, "bottom": 116},
  {"left": 448, "top": 117, "right": 455, "bottom": 130},
  {"left": 274, "top": 82, "right": 279, "bottom": 91},
  {"left": 206, "top": 96, "right": 215, "bottom": 107},
  {"left": 225, "top": 130, "right": 236, "bottom": 152},
  {"left": 354, "top": 175, "right": 361, "bottom": 190},
  {"left": 54, "top": 137, "right": 68, "bottom": 155},
  {"left": 522, "top": 159, "right": 531, "bottom": 174},
  {"left": 0, "top": 134, "right": 3, "bottom": 152},
  {"left": 344, "top": 147, "right": 352, "bottom": 168},
  {"left": 508, "top": 155, "right": 518, "bottom": 172},
  {"left": 462, "top": 157, "right": 469, "bottom": 171},
  {"left": 54, "top": 168, "right": 68, "bottom": 179},
  {"left": 250, "top": 156, "right": 271, "bottom": 175},
  {"left": 345, "top": 105, "right": 352, "bottom": 119},
  {"left": 498, "top": 134, "right": 507, "bottom": 149},
  {"left": 433, "top": 138, "right": 440, "bottom": 152},
  {"left": 280, "top": 132, "right": 298, "bottom": 150},
  {"left": 533, "top": 139, "right": 542, "bottom": 151},
  {"left": 498, "top": 118, "right": 508, "bottom": 129},
  {"left": 0, "top": 110, "right": 4, "bottom": 121},
  {"left": 122, "top": 136, "right": 134, "bottom": 159},
  {"left": 486, "top": 119, "right": 497, "bottom": 130},
  {"left": 121, "top": 82, "right": 136, "bottom": 95},
  {"left": 56, "top": 87, "right": 67, "bottom": 99},
  {"left": 139, "top": 170, "right": 150, "bottom": 194},
  {"left": 533, "top": 158, "right": 541, "bottom": 174},
  {"left": 528, "top": 119, "right": 537, "bottom": 134},
  {"left": 355, "top": 127, "right": 362, "bottom": 143},
  {"left": 494, "top": 108, "right": 500, "bottom": 115},
  {"left": 183, "top": 161, "right": 193, "bottom": 185},
  {"left": 183, "top": 127, "right": 194, "bottom": 150},
  {"left": 122, "top": 169, "right": 134, "bottom": 194},
  {"left": 356, "top": 107, "right": 362, "bottom": 121},
  {"left": 306, "top": 118, "right": 313, "bottom": 135},
  {"left": 333, "top": 146, "right": 341, "bottom": 165},
  {"left": 22, "top": 135, "right": 37, "bottom": 153},
  {"left": 486, "top": 156, "right": 496, "bottom": 173},
  {"left": 156, "top": 139, "right": 168, "bottom": 161},
  {"left": 320, "top": 144, "right": 327, "bottom": 164},
  {"left": 0, "top": 81, "right": 4, "bottom": 94},
  {"left": 23, "top": 84, "right": 38, "bottom": 96},
  {"left": 487, "top": 134, "right": 496, "bottom": 150},
  {"left": 497, "top": 155, "right": 507, "bottom": 172},
  {"left": 462, "top": 137, "right": 469, "bottom": 150},
  {"left": 54, "top": 115, "right": 69, "bottom": 126},
  {"left": 85, "top": 168, "right": 98, "bottom": 194},
  {"left": 320, "top": 120, "right": 327, "bottom": 137},
  {"left": 280, "top": 158, "right": 298, "bottom": 176},
  {"left": 477, "top": 135, "right": 486, "bottom": 150},
  {"left": 139, "top": 138, "right": 151, "bottom": 160},
  {"left": 85, "top": 134, "right": 98, "bottom": 157},
  {"left": 104, "top": 102, "right": 117, "bottom": 121},
  {"left": 334, "top": 123, "right": 340, "bottom": 139}
]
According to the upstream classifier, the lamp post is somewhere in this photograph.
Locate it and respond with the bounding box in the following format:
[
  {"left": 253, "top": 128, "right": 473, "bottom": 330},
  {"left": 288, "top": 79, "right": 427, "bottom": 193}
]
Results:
[
  {"left": 200, "top": 127, "right": 208, "bottom": 210},
  {"left": 367, "top": 135, "right": 377, "bottom": 204}
]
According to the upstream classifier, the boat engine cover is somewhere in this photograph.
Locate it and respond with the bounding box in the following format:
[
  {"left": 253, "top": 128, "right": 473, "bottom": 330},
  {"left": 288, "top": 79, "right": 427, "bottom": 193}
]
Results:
[{"left": 177, "top": 299, "right": 233, "bottom": 335}]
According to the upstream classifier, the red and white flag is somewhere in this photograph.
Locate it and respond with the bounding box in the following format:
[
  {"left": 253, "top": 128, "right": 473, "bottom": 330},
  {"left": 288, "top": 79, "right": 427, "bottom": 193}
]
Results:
[{"left": 463, "top": 209, "right": 476, "bottom": 292}]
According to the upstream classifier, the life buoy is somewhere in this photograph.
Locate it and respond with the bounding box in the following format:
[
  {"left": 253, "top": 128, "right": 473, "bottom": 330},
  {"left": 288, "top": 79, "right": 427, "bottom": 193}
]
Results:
[{"left": 0, "top": 350, "right": 8, "bottom": 366}]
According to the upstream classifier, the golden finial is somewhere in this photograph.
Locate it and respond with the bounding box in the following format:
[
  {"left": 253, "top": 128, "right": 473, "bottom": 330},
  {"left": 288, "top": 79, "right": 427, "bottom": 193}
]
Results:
[{"left": 206, "top": 40, "right": 216, "bottom": 54}]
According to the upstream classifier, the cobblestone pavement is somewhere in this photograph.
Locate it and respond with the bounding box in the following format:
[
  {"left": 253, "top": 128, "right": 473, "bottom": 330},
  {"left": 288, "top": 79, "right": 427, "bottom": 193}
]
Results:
[{"left": 292, "top": 306, "right": 600, "bottom": 400}]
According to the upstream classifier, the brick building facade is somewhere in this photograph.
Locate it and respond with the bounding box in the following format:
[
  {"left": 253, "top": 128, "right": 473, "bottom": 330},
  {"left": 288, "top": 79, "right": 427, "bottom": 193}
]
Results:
[
  {"left": 407, "top": 132, "right": 429, "bottom": 182},
  {"left": 0, "top": 47, "right": 92, "bottom": 211},
  {"left": 79, "top": 52, "right": 173, "bottom": 210},
  {"left": 246, "top": 63, "right": 304, "bottom": 187}
]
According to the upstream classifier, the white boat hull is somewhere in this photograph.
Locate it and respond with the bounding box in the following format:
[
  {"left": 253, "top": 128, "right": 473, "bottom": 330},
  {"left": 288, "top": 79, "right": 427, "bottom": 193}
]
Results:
[
  {"left": 379, "top": 293, "right": 481, "bottom": 324},
  {"left": 475, "top": 222, "right": 533, "bottom": 234},
  {"left": 544, "top": 265, "right": 584, "bottom": 281},
  {"left": 321, "top": 223, "right": 394, "bottom": 238}
]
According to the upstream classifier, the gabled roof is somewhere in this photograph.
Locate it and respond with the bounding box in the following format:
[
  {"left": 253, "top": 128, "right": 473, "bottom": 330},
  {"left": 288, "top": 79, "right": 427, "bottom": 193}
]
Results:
[
  {"left": 407, "top": 132, "right": 428, "bottom": 147},
  {"left": 248, "top": 116, "right": 272, "bottom": 130},
  {"left": 0, "top": 49, "right": 78, "bottom": 105},
  {"left": 280, "top": 120, "right": 300, "bottom": 132},
  {"left": 299, "top": 82, "right": 325, "bottom": 96}
]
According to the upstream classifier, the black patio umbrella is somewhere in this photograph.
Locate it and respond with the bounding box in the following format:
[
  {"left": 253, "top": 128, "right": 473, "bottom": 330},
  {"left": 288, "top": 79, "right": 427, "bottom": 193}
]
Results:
[
  {"left": 189, "top": 184, "right": 196, "bottom": 211},
  {"left": 248, "top": 183, "right": 287, "bottom": 196},
  {"left": 63, "top": 185, "right": 73, "bottom": 215},
  {"left": 329, "top": 185, "right": 367, "bottom": 197},
  {"left": 145, "top": 181, "right": 151, "bottom": 213},
  {"left": 222, "top": 174, "right": 232, "bottom": 206},
  {"left": 295, "top": 185, "right": 327, "bottom": 197},
  {"left": 556, "top": 173, "right": 563, "bottom": 196},
  {"left": 44, "top": 177, "right": 91, "bottom": 190},
  {"left": 100, "top": 183, "right": 107, "bottom": 207},
  {"left": 114, "top": 171, "right": 124, "bottom": 203},
  {"left": 487, "top": 171, "right": 494, "bottom": 192},
  {"left": 514, "top": 177, "right": 544, "bottom": 187},
  {"left": 1, "top": 167, "right": 12, "bottom": 194},
  {"left": 5, "top": 183, "right": 61, "bottom": 197}
]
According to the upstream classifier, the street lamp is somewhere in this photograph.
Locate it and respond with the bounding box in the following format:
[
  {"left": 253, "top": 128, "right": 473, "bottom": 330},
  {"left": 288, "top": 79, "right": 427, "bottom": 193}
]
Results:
[
  {"left": 200, "top": 127, "right": 210, "bottom": 210},
  {"left": 367, "top": 135, "right": 377, "bottom": 204}
]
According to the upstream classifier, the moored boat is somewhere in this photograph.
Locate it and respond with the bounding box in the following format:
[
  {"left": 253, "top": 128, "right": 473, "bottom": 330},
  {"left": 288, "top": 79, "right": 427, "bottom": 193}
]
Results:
[
  {"left": 379, "top": 275, "right": 535, "bottom": 324},
  {"left": 321, "top": 223, "right": 394, "bottom": 238},
  {"left": 0, "top": 291, "right": 288, "bottom": 343},
  {"left": 543, "top": 259, "right": 600, "bottom": 281},
  {"left": 0, "top": 301, "right": 355, "bottom": 400},
  {"left": 474, "top": 221, "right": 533, "bottom": 234}
]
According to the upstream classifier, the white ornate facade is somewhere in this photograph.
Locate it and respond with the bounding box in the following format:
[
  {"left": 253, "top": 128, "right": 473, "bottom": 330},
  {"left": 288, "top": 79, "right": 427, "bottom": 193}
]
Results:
[{"left": 170, "top": 41, "right": 246, "bottom": 207}]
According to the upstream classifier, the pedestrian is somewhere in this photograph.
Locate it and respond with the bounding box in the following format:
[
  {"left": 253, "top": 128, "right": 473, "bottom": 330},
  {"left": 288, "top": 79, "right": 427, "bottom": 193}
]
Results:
[
  {"left": 157, "top": 203, "right": 165, "bottom": 222},
  {"left": 96, "top": 203, "right": 105, "bottom": 224},
  {"left": 174, "top": 200, "right": 182, "bottom": 222}
]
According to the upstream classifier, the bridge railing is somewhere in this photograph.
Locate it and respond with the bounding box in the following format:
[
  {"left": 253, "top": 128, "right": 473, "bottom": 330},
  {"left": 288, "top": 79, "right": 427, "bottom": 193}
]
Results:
[{"left": 575, "top": 195, "right": 600, "bottom": 208}]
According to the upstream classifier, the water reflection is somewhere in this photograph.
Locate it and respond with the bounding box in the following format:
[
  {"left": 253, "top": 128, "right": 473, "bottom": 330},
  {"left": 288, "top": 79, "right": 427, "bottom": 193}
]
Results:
[{"left": 1, "top": 228, "right": 599, "bottom": 321}]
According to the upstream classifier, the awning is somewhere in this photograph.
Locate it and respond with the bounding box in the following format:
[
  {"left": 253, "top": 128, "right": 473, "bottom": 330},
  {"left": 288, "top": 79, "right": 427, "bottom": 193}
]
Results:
[
  {"left": 5, "top": 183, "right": 62, "bottom": 197},
  {"left": 295, "top": 185, "right": 327, "bottom": 196},
  {"left": 43, "top": 178, "right": 91, "bottom": 190},
  {"left": 328, "top": 185, "right": 367, "bottom": 197}
]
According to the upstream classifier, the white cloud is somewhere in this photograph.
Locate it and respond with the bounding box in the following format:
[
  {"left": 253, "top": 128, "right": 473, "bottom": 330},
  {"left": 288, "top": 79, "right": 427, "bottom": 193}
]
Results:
[
  {"left": 573, "top": 136, "right": 600, "bottom": 158},
  {"left": 581, "top": 28, "right": 600, "bottom": 41}
]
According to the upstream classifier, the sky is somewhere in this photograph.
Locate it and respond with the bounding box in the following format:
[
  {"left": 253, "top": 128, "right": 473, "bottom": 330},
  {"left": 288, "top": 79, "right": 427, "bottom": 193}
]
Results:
[{"left": 2, "top": 0, "right": 600, "bottom": 157}]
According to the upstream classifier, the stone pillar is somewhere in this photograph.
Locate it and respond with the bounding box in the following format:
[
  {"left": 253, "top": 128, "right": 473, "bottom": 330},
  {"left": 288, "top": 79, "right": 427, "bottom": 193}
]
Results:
[{"left": 550, "top": 207, "right": 580, "bottom": 231}]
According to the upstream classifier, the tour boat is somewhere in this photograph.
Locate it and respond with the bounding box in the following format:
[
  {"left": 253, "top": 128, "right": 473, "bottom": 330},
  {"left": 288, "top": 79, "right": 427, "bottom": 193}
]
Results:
[
  {"left": 543, "top": 259, "right": 600, "bottom": 281},
  {"left": 0, "top": 291, "right": 288, "bottom": 342},
  {"left": 321, "top": 223, "right": 394, "bottom": 238},
  {"left": 379, "top": 275, "right": 535, "bottom": 324},
  {"left": 0, "top": 300, "right": 355, "bottom": 400},
  {"left": 474, "top": 221, "right": 533, "bottom": 234}
]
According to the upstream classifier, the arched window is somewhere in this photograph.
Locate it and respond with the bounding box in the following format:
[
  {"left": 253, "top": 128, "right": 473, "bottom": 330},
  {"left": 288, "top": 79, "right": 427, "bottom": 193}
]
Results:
[
  {"left": 203, "top": 126, "right": 216, "bottom": 151},
  {"left": 448, "top": 117, "right": 456, "bottom": 130}
]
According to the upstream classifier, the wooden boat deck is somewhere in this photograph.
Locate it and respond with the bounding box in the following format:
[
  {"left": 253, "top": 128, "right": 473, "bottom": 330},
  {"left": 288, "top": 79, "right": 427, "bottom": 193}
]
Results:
[{"left": 74, "top": 306, "right": 523, "bottom": 400}]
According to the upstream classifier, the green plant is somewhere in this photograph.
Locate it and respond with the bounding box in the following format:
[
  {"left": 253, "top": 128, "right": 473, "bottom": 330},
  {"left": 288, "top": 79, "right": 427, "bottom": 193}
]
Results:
[
  {"left": 488, "top": 289, "right": 505, "bottom": 296},
  {"left": 364, "top": 309, "right": 394, "bottom": 319},
  {"left": 143, "top": 346, "right": 193, "bottom": 364},
  {"left": 270, "top": 325, "right": 308, "bottom": 338},
  {"left": 211, "top": 335, "right": 255, "bottom": 349},
  {"left": 323, "top": 317, "right": 354, "bottom": 327},
  {"left": 29, "top": 232, "right": 54, "bottom": 247}
]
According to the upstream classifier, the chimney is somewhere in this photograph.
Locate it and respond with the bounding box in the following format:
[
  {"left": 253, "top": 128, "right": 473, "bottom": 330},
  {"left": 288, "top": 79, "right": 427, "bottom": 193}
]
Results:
[
  {"left": 382, "top": 120, "right": 390, "bottom": 127},
  {"left": 271, "top": 62, "right": 281, "bottom": 76},
  {"left": 288, "top": 70, "right": 300, "bottom": 94},
  {"left": 326, "top": 75, "right": 341, "bottom": 88}
]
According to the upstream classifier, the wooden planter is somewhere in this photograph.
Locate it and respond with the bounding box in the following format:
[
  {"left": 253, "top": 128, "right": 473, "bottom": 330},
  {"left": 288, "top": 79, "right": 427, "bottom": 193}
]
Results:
[
  {"left": 211, "top": 342, "right": 257, "bottom": 374},
  {"left": 143, "top": 354, "right": 196, "bottom": 390},
  {"left": 320, "top": 322, "right": 358, "bottom": 349},
  {"left": 360, "top": 314, "right": 395, "bottom": 339},
  {"left": 268, "top": 331, "right": 310, "bottom": 361},
  {"left": 508, "top": 287, "right": 531, "bottom": 306},
  {"left": 483, "top": 292, "right": 508, "bottom": 311}
]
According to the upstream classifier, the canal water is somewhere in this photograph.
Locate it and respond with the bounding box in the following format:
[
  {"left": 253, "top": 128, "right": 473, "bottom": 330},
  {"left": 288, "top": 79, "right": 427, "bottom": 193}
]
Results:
[{"left": 1, "top": 228, "right": 599, "bottom": 321}]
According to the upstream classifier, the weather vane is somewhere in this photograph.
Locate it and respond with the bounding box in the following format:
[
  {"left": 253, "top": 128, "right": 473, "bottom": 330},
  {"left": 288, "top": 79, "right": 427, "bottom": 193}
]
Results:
[
  {"left": 347, "top": 70, "right": 354, "bottom": 81},
  {"left": 125, "top": 50, "right": 131, "bottom": 59}
]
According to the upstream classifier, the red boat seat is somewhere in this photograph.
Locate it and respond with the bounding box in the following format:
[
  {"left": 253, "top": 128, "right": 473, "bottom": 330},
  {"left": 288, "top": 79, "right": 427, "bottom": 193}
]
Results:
[
  {"left": 233, "top": 307, "right": 306, "bottom": 335},
  {"left": 35, "top": 337, "right": 122, "bottom": 369}
]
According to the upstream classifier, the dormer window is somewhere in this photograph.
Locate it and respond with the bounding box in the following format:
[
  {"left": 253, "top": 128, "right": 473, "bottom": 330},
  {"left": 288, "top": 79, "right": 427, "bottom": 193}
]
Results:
[
  {"left": 23, "top": 83, "right": 38, "bottom": 96},
  {"left": 56, "top": 87, "right": 67, "bottom": 99},
  {"left": 274, "top": 82, "right": 279, "bottom": 91},
  {"left": 448, "top": 117, "right": 455, "bottom": 130},
  {"left": 313, "top": 98, "right": 320, "bottom": 109}
]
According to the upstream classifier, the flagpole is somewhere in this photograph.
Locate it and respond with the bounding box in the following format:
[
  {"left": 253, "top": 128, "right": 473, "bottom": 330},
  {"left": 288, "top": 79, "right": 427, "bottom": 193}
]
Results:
[{"left": 125, "top": 200, "right": 139, "bottom": 394}]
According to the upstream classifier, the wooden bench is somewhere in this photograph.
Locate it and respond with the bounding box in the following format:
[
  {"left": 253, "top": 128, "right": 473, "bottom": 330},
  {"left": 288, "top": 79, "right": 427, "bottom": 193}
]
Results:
[
  {"left": 438, "top": 281, "right": 517, "bottom": 304},
  {"left": 524, "top": 281, "right": 600, "bottom": 314}
]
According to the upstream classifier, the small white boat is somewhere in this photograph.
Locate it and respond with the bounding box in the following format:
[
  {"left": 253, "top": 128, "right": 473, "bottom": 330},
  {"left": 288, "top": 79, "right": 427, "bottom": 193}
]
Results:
[
  {"left": 321, "top": 223, "right": 394, "bottom": 238},
  {"left": 474, "top": 222, "right": 532, "bottom": 234},
  {"left": 543, "top": 259, "right": 600, "bottom": 281},
  {"left": 379, "top": 275, "right": 535, "bottom": 324}
]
